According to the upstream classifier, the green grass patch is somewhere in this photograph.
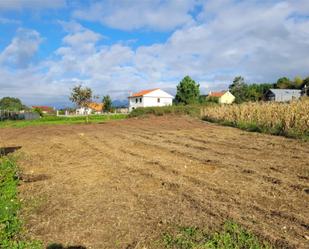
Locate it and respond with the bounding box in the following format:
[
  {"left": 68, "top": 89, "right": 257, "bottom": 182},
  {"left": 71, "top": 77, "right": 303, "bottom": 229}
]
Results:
[
  {"left": 0, "top": 114, "right": 128, "bottom": 128},
  {"left": 0, "top": 156, "right": 42, "bottom": 248},
  {"left": 162, "top": 221, "right": 272, "bottom": 249},
  {"left": 128, "top": 105, "right": 204, "bottom": 118}
]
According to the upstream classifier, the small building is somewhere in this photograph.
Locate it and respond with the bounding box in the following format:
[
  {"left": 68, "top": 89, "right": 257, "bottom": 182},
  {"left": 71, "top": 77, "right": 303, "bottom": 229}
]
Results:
[
  {"left": 76, "top": 102, "right": 104, "bottom": 115},
  {"left": 264, "top": 89, "right": 302, "bottom": 102},
  {"left": 301, "top": 85, "right": 308, "bottom": 97},
  {"left": 128, "top": 88, "right": 173, "bottom": 112},
  {"left": 208, "top": 90, "right": 235, "bottom": 104},
  {"left": 32, "top": 106, "right": 55, "bottom": 114}
]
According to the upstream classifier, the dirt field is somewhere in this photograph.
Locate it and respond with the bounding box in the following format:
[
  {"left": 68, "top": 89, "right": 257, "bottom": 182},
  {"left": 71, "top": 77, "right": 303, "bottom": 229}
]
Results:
[{"left": 1, "top": 116, "right": 308, "bottom": 249}]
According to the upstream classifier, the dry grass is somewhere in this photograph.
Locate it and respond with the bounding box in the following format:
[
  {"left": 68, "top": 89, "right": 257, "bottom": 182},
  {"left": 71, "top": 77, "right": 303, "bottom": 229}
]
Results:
[
  {"left": 201, "top": 98, "right": 309, "bottom": 139},
  {"left": 2, "top": 116, "right": 309, "bottom": 248}
]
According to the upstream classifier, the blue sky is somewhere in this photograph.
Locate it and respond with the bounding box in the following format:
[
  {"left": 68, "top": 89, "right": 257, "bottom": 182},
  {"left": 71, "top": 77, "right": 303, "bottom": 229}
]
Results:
[{"left": 0, "top": 0, "right": 309, "bottom": 107}]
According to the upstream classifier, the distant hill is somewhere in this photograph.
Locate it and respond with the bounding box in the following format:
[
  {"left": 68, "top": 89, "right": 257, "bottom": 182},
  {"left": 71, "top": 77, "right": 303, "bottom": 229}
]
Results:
[{"left": 112, "top": 99, "right": 128, "bottom": 108}]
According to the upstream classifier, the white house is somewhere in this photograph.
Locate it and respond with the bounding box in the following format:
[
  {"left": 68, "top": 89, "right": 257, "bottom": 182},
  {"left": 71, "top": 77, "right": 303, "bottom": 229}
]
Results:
[
  {"left": 128, "top": 88, "right": 174, "bottom": 112},
  {"left": 76, "top": 103, "right": 104, "bottom": 115}
]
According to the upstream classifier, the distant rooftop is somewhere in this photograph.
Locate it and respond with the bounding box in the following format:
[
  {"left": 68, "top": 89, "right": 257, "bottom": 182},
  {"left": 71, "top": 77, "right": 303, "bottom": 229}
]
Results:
[{"left": 129, "top": 88, "right": 160, "bottom": 98}]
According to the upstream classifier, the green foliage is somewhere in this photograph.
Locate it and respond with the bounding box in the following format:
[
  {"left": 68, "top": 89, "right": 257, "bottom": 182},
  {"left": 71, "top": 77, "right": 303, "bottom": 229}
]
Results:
[
  {"left": 129, "top": 105, "right": 202, "bottom": 118},
  {"left": 229, "top": 76, "right": 247, "bottom": 103},
  {"left": 0, "top": 157, "right": 42, "bottom": 249},
  {"left": 275, "top": 77, "right": 292, "bottom": 89},
  {"left": 102, "top": 95, "right": 112, "bottom": 112},
  {"left": 175, "top": 76, "right": 200, "bottom": 105},
  {"left": 0, "top": 114, "right": 127, "bottom": 128},
  {"left": 205, "top": 96, "right": 219, "bottom": 104},
  {"left": 162, "top": 221, "right": 272, "bottom": 249},
  {"left": 0, "top": 97, "right": 24, "bottom": 111},
  {"left": 229, "top": 77, "right": 273, "bottom": 103},
  {"left": 33, "top": 107, "right": 44, "bottom": 117},
  {"left": 293, "top": 76, "right": 303, "bottom": 89},
  {"left": 69, "top": 85, "right": 92, "bottom": 108}
]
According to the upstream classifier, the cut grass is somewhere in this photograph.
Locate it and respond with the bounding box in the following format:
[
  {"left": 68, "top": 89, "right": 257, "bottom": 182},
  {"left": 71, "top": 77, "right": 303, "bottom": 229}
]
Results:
[
  {"left": 162, "top": 221, "right": 272, "bottom": 249},
  {"left": 0, "top": 114, "right": 127, "bottom": 128},
  {"left": 0, "top": 156, "right": 42, "bottom": 248}
]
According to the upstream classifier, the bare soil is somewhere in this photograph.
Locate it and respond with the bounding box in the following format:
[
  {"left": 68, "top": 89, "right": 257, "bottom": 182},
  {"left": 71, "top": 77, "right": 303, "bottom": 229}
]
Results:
[{"left": 0, "top": 116, "right": 308, "bottom": 249}]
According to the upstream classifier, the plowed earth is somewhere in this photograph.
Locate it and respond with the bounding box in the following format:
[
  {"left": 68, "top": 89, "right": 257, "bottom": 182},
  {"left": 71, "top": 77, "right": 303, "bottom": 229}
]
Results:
[{"left": 1, "top": 116, "right": 308, "bottom": 248}]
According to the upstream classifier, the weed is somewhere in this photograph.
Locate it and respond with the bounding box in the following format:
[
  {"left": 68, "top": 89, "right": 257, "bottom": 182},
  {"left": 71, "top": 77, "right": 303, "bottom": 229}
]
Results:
[
  {"left": 0, "top": 156, "right": 42, "bottom": 248},
  {"left": 162, "top": 221, "right": 272, "bottom": 249}
]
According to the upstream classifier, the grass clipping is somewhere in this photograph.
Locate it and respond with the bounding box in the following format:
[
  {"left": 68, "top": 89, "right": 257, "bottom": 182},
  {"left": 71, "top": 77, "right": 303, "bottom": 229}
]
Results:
[
  {"left": 0, "top": 156, "right": 41, "bottom": 249},
  {"left": 201, "top": 98, "right": 309, "bottom": 139}
]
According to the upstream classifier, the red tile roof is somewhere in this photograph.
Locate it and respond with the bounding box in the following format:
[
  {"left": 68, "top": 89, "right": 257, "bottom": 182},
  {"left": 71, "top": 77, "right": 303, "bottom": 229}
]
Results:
[
  {"left": 129, "top": 88, "right": 160, "bottom": 97},
  {"left": 32, "top": 106, "right": 54, "bottom": 112},
  {"left": 87, "top": 102, "right": 104, "bottom": 112},
  {"left": 209, "top": 91, "right": 226, "bottom": 97}
]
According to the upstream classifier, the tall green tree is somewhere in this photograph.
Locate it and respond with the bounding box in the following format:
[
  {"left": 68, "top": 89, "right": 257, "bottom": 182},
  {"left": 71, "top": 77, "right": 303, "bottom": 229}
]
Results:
[
  {"left": 69, "top": 85, "right": 92, "bottom": 122},
  {"left": 175, "top": 76, "right": 200, "bottom": 105},
  {"left": 275, "top": 77, "right": 292, "bottom": 89},
  {"left": 0, "top": 97, "right": 24, "bottom": 111},
  {"left": 102, "top": 95, "right": 112, "bottom": 112},
  {"left": 229, "top": 76, "right": 247, "bottom": 103},
  {"left": 293, "top": 76, "right": 303, "bottom": 89}
]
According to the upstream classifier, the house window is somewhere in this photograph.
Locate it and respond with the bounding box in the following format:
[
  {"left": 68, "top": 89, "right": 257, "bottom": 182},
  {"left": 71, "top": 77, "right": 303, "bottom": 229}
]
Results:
[
  {"left": 140, "top": 98, "right": 142, "bottom": 103},
  {"left": 157, "top": 98, "right": 160, "bottom": 103},
  {"left": 135, "top": 98, "right": 138, "bottom": 103}
]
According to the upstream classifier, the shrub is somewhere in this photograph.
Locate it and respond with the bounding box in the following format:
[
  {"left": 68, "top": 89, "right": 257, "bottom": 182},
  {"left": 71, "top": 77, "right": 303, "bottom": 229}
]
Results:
[{"left": 129, "top": 105, "right": 201, "bottom": 118}]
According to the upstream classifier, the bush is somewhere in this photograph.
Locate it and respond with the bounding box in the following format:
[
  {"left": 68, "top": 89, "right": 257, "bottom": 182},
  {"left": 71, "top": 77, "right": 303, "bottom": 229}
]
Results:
[
  {"left": 33, "top": 107, "right": 44, "bottom": 117},
  {"left": 129, "top": 105, "right": 201, "bottom": 118}
]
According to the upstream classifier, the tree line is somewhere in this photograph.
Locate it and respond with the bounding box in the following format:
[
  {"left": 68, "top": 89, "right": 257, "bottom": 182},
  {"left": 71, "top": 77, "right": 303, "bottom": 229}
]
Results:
[
  {"left": 174, "top": 75, "right": 309, "bottom": 105},
  {"left": 1, "top": 75, "right": 308, "bottom": 112}
]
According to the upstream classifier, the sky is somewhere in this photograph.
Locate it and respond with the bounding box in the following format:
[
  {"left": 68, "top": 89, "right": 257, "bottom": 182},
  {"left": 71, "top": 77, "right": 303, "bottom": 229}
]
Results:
[{"left": 0, "top": 0, "right": 309, "bottom": 107}]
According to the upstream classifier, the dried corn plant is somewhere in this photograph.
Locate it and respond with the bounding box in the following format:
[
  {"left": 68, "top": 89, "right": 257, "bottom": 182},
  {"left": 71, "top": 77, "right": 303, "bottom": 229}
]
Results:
[{"left": 201, "top": 98, "right": 309, "bottom": 136}]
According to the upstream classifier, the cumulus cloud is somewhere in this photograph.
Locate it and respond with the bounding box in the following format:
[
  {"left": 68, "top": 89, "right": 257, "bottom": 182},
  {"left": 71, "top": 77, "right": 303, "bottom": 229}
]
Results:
[
  {"left": 73, "top": 0, "right": 197, "bottom": 31},
  {"left": 1, "top": 0, "right": 309, "bottom": 106},
  {"left": 0, "top": 28, "right": 42, "bottom": 68}
]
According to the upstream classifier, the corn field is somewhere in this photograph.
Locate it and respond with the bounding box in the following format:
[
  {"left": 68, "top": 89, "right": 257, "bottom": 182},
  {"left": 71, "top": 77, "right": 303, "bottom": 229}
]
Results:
[{"left": 201, "top": 98, "right": 309, "bottom": 137}]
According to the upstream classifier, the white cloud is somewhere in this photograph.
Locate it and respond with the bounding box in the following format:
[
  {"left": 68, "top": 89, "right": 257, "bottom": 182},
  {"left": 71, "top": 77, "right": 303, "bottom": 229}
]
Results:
[
  {"left": 73, "top": 0, "right": 197, "bottom": 31},
  {"left": 0, "top": 17, "right": 20, "bottom": 24},
  {"left": 1, "top": 1, "right": 309, "bottom": 106},
  {"left": 0, "top": 28, "right": 42, "bottom": 68}
]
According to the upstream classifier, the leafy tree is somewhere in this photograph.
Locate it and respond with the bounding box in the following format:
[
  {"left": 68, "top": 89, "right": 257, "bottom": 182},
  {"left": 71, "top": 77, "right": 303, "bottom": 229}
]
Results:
[
  {"left": 275, "top": 77, "right": 292, "bottom": 89},
  {"left": 293, "top": 76, "right": 303, "bottom": 89},
  {"left": 229, "top": 76, "right": 247, "bottom": 103},
  {"left": 0, "top": 97, "right": 24, "bottom": 111},
  {"left": 102, "top": 95, "right": 112, "bottom": 112},
  {"left": 33, "top": 107, "right": 44, "bottom": 117},
  {"left": 69, "top": 85, "right": 92, "bottom": 122},
  {"left": 175, "top": 76, "right": 200, "bottom": 105}
]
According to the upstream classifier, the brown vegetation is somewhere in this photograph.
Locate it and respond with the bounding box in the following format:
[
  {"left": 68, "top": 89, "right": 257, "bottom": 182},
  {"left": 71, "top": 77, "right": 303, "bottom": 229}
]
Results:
[
  {"left": 201, "top": 98, "right": 309, "bottom": 138},
  {"left": 1, "top": 116, "right": 308, "bottom": 248}
]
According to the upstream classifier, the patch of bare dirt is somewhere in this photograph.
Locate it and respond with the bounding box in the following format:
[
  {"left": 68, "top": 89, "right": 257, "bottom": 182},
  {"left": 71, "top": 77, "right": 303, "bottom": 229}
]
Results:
[{"left": 1, "top": 116, "right": 308, "bottom": 248}]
